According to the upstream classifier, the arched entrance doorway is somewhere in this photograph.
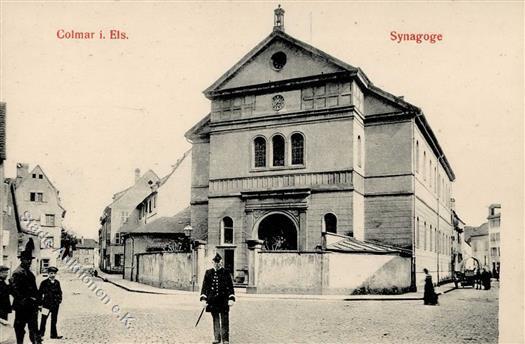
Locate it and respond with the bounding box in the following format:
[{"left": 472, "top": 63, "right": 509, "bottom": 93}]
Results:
[{"left": 257, "top": 213, "right": 298, "bottom": 250}]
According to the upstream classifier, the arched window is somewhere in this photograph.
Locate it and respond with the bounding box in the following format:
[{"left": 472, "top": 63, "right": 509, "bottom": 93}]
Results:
[
  {"left": 416, "top": 141, "right": 419, "bottom": 173},
  {"left": 272, "top": 135, "right": 285, "bottom": 167},
  {"left": 323, "top": 213, "right": 337, "bottom": 234},
  {"left": 221, "top": 217, "right": 234, "bottom": 244},
  {"left": 357, "top": 135, "right": 362, "bottom": 168},
  {"left": 254, "top": 137, "right": 266, "bottom": 168},
  {"left": 291, "top": 133, "right": 304, "bottom": 165}
]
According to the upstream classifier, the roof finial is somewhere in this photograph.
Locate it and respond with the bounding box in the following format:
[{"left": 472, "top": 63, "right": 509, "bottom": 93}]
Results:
[{"left": 273, "top": 4, "right": 285, "bottom": 32}]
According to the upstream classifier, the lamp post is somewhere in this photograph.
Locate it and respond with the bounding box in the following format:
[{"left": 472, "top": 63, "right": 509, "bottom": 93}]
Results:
[{"left": 184, "top": 225, "right": 195, "bottom": 292}]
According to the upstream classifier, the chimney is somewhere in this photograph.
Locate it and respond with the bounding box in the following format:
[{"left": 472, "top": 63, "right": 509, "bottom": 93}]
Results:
[
  {"left": 16, "top": 163, "right": 29, "bottom": 179},
  {"left": 134, "top": 168, "right": 141, "bottom": 183}
]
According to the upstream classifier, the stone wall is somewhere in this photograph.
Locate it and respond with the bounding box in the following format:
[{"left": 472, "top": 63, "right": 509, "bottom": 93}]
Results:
[
  {"left": 137, "top": 252, "right": 193, "bottom": 290},
  {"left": 254, "top": 251, "right": 411, "bottom": 295}
]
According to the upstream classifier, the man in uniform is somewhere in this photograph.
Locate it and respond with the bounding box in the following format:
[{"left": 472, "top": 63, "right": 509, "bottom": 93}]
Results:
[
  {"left": 10, "top": 250, "right": 41, "bottom": 344},
  {"left": 0, "top": 265, "right": 12, "bottom": 320},
  {"left": 200, "top": 253, "right": 235, "bottom": 344},
  {"left": 38, "top": 266, "right": 63, "bottom": 339}
]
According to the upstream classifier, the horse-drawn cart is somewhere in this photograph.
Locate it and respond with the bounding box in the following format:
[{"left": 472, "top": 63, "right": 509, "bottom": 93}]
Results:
[{"left": 453, "top": 257, "right": 481, "bottom": 288}]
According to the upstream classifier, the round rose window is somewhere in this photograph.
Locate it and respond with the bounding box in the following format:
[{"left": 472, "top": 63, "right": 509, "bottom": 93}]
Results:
[{"left": 272, "top": 95, "right": 285, "bottom": 111}]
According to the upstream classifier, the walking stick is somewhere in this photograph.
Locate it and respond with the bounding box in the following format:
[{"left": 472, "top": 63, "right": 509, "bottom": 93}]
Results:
[{"left": 195, "top": 307, "right": 206, "bottom": 327}]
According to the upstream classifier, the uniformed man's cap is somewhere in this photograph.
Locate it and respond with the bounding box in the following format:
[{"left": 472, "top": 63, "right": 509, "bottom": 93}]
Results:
[
  {"left": 47, "top": 266, "right": 58, "bottom": 273},
  {"left": 0, "top": 265, "right": 9, "bottom": 272},
  {"left": 212, "top": 253, "right": 222, "bottom": 262},
  {"left": 17, "top": 250, "right": 35, "bottom": 260}
]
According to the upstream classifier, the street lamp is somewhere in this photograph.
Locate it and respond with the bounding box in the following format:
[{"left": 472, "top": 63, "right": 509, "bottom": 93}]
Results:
[{"left": 183, "top": 225, "right": 196, "bottom": 292}]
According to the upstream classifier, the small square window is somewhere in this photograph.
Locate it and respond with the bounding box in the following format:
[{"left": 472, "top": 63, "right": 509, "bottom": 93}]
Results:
[
  {"left": 39, "top": 174, "right": 43, "bottom": 179},
  {"left": 303, "top": 99, "right": 314, "bottom": 110},
  {"left": 302, "top": 88, "right": 314, "bottom": 98},
  {"left": 32, "top": 174, "right": 37, "bottom": 178},
  {"left": 315, "top": 85, "right": 326, "bottom": 96}
]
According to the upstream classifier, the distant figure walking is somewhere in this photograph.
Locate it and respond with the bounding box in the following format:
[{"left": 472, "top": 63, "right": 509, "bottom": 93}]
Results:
[{"left": 423, "top": 268, "right": 438, "bottom": 305}]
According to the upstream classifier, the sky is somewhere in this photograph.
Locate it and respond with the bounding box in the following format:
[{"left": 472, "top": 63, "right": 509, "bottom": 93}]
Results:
[{"left": 0, "top": 1, "right": 522, "bottom": 241}]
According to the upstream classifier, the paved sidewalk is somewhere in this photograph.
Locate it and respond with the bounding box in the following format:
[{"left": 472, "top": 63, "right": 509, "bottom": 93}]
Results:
[{"left": 95, "top": 270, "right": 457, "bottom": 301}]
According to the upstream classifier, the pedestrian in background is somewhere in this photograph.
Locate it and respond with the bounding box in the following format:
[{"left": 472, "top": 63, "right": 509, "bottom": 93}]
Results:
[
  {"left": 475, "top": 268, "right": 482, "bottom": 290},
  {"left": 481, "top": 268, "right": 492, "bottom": 290},
  {"left": 423, "top": 268, "right": 438, "bottom": 306},
  {"left": 38, "top": 266, "right": 63, "bottom": 339},
  {"left": 10, "top": 250, "right": 41, "bottom": 344},
  {"left": 200, "top": 253, "right": 236, "bottom": 344},
  {"left": 0, "top": 265, "right": 12, "bottom": 320}
]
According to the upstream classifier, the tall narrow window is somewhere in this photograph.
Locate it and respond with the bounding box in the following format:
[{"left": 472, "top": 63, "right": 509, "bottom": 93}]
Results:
[
  {"left": 221, "top": 217, "right": 234, "bottom": 244},
  {"left": 254, "top": 137, "right": 266, "bottom": 168},
  {"left": 416, "top": 141, "right": 419, "bottom": 173},
  {"left": 272, "top": 135, "right": 285, "bottom": 167},
  {"left": 434, "top": 167, "right": 437, "bottom": 192},
  {"left": 423, "top": 152, "right": 426, "bottom": 180},
  {"left": 291, "top": 133, "right": 304, "bottom": 165},
  {"left": 323, "top": 213, "right": 337, "bottom": 234},
  {"left": 357, "top": 135, "right": 362, "bottom": 168},
  {"left": 416, "top": 217, "right": 420, "bottom": 249},
  {"left": 424, "top": 222, "right": 427, "bottom": 250},
  {"left": 429, "top": 161, "right": 433, "bottom": 187}
]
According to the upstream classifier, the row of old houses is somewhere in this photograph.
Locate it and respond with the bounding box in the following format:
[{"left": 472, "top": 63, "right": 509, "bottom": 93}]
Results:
[
  {"left": 98, "top": 149, "right": 192, "bottom": 275},
  {"left": 97, "top": 7, "right": 492, "bottom": 294},
  {"left": 0, "top": 103, "right": 98, "bottom": 275}
]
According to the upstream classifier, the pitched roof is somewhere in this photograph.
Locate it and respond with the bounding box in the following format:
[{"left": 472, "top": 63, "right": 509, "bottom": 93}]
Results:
[
  {"left": 325, "top": 234, "right": 408, "bottom": 255},
  {"left": 127, "top": 207, "right": 191, "bottom": 235},
  {"left": 158, "top": 148, "right": 192, "bottom": 186},
  {"left": 14, "top": 164, "right": 66, "bottom": 212},
  {"left": 464, "top": 223, "right": 489, "bottom": 242},
  {"left": 77, "top": 239, "right": 98, "bottom": 249},
  {"left": 204, "top": 30, "right": 359, "bottom": 96},
  {"left": 107, "top": 169, "right": 160, "bottom": 208}
]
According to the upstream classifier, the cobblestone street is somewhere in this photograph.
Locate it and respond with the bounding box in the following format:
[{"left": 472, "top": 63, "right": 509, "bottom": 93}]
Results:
[{"left": 10, "top": 271, "right": 497, "bottom": 344}]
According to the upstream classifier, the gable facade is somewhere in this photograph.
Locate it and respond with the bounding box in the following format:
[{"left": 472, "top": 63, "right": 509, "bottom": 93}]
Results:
[
  {"left": 187, "top": 16, "right": 456, "bottom": 289},
  {"left": 13, "top": 164, "right": 65, "bottom": 272}
]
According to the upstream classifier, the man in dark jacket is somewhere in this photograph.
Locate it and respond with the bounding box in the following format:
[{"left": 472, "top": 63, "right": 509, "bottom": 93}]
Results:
[
  {"left": 10, "top": 250, "right": 41, "bottom": 344},
  {"left": 200, "top": 253, "right": 235, "bottom": 344},
  {"left": 0, "top": 265, "right": 12, "bottom": 320},
  {"left": 38, "top": 266, "right": 62, "bottom": 339}
]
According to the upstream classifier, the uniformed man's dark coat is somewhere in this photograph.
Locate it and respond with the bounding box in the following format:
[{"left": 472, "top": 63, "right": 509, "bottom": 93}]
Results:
[
  {"left": 9, "top": 266, "right": 39, "bottom": 311},
  {"left": 200, "top": 267, "right": 235, "bottom": 313},
  {"left": 38, "top": 279, "right": 62, "bottom": 309},
  {"left": 0, "top": 280, "right": 12, "bottom": 314}
]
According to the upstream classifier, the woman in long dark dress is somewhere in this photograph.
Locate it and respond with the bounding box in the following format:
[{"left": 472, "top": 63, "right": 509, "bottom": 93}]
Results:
[
  {"left": 423, "top": 268, "right": 438, "bottom": 305},
  {"left": 481, "top": 268, "right": 492, "bottom": 290}
]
